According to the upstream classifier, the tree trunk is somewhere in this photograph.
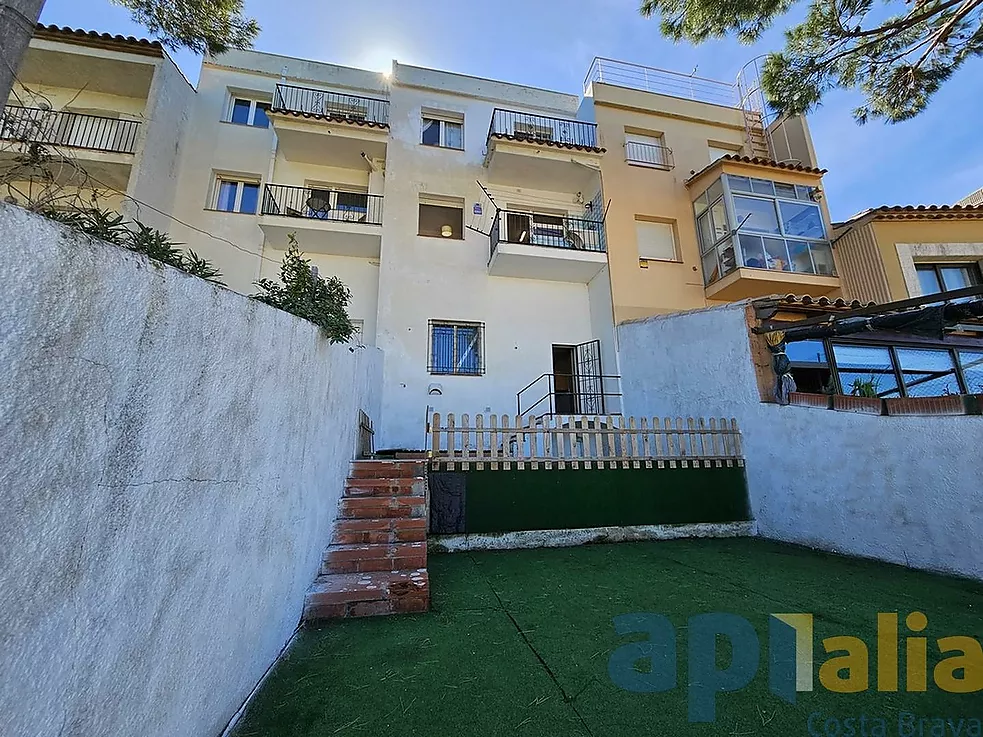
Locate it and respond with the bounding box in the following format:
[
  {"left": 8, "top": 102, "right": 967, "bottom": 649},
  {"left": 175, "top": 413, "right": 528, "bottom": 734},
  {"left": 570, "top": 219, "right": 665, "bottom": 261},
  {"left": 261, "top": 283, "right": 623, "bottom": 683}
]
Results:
[{"left": 0, "top": 0, "right": 46, "bottom": 109}]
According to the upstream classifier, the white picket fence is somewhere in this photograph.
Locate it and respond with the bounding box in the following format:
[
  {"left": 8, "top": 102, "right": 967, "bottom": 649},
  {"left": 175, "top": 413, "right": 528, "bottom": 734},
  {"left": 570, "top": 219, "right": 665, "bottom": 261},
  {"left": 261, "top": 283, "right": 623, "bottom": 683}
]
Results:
[{"left": 428, "top": 413, "right": 743, "bottom": 470}]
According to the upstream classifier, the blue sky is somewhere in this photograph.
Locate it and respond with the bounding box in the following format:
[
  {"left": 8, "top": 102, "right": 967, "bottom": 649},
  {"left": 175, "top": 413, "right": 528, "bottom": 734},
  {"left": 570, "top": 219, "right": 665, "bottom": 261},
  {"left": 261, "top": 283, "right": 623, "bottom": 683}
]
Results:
[{"left": 39, "top": 0, "right": 983, "bottom": 221}]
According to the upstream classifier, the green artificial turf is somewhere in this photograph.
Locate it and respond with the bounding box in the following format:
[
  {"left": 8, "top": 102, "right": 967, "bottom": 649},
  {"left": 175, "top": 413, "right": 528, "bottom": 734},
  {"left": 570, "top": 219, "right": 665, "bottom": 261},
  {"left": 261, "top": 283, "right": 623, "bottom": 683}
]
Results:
[{"left": 232, "top": 539, "right": 983, "bottom": 737}]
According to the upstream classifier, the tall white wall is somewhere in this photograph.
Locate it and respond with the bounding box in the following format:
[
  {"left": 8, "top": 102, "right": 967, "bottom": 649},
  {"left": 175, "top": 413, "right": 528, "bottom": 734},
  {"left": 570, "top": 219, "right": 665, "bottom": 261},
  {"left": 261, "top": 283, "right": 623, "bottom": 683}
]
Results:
[
  {"left": 0, "top": 204, "right": 382, "bottom": 737},
  {"left": 617, "top": 302, "right": 983, "bottom": 581}
]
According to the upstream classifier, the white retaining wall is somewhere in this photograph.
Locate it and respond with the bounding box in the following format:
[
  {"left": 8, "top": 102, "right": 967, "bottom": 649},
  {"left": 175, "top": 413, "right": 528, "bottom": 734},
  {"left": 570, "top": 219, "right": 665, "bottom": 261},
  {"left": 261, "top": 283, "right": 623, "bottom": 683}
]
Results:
[
  {"left": 617, "top": 302, "right": 983, "bottom": 581},
  {"left": 0, "top": 204, "right": 382, "bottom": 737}
]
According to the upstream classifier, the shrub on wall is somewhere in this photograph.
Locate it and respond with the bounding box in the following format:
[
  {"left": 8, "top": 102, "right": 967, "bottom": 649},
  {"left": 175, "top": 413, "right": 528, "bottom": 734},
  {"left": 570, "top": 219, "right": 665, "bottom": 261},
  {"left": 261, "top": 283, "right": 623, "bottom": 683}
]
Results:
[
  {"left": 252, "top": 234, "right": 356, "bottom": 344},
  {"left": 43, "top": 208, "right": 225, "bottom": 285}
]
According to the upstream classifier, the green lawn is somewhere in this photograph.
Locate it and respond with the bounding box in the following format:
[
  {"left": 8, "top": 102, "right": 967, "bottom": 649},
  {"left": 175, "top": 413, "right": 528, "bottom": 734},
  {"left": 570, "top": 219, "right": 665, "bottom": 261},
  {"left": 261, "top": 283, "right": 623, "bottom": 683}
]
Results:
[{"left": 232, "top": 539, "right": 983, "bottom": 736}]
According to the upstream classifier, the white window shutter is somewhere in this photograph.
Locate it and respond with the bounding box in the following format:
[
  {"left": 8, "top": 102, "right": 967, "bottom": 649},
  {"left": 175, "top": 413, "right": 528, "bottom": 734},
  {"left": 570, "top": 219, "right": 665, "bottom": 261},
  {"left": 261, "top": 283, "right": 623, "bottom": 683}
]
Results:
[{"left": 636, "top": 221, "right": 677, "bottom": 261}]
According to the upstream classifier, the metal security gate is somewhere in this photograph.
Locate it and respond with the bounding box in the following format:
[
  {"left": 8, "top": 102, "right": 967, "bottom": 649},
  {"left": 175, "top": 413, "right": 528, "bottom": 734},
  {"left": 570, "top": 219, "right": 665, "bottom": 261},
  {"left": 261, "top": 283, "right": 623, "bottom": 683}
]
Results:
[{"left": 574, "top": 339, "right": 604, "bottom": 414}]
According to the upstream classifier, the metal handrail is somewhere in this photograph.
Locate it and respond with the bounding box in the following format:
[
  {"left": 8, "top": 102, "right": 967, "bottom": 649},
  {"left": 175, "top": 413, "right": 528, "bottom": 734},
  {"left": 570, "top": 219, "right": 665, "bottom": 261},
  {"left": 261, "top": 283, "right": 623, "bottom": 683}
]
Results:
[
  {"left": 625, "top": 141, "right": 674, "bottom": 170},
  {"left": 261, "top": 183, "right": 384, "bottom": 225},
  {"left": 492, "top": 209, "right": 606, "bottom": 254},
  {"left": 516, "top": 372, "right": 623, "bottom": 416},
  {"left": 487, "top": 108, "right": 599, "bottom": 149},
  {"left": 584, "top": 57, "right": 739, "bottom": 107},
  {"left": 271, "top": 84, "right": 390, "bottom": 126},
  {"left": 0, "top": 105, "right": 140, "bottom": 154}
]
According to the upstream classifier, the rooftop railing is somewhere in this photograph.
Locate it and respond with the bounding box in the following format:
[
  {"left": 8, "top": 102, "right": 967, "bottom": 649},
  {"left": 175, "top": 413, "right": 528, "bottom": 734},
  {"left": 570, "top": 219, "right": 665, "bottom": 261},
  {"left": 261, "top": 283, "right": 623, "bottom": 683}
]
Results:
[
  {"left": 584, "top": 57, "right": 740, "bottom": 108},
  {"left": 0, "top": 106, "right": 140, "bottom": 154},
  {"left": 271, "top": 84, "right": 390, "bottom": 126}
]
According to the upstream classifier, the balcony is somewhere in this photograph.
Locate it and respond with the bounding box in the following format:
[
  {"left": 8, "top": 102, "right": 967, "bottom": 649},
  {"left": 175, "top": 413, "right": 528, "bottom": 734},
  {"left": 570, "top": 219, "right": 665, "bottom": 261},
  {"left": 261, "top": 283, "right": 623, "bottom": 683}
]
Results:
[
  {"left": 703, "top": 235, "right": 840, "bottom": 301},
  {"left": 268, "top": 84, "right": 389, "bottom": 167},
  {"left": 258, "top": 183, "right": 383, "bottom": 258},
  {"left": 488, "top": 209, "right": 607, "bottom": 282},
  {"left": 0, "top": 105, "right": 140, "bottom": 189},
  {"left": 483, "top": 109, "right": 604, "bottom": 191},
  {"left": 625, "top": 141, "right": 674, "bottom": 170}
]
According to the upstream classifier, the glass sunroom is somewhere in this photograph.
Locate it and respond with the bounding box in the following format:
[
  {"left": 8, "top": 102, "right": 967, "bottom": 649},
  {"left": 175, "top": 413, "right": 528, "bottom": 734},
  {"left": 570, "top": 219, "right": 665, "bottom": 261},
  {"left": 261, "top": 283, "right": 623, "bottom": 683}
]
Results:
[{"left": 694, "top": 174, "right": 837, "bottom": 289}]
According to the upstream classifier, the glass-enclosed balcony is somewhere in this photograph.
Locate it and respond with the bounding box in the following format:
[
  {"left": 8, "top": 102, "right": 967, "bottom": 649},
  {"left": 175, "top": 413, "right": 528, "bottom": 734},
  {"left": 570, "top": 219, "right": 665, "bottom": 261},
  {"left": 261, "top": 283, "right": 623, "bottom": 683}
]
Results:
[{"left": 694, "top": 174, "right": 839, "bottom": 300}]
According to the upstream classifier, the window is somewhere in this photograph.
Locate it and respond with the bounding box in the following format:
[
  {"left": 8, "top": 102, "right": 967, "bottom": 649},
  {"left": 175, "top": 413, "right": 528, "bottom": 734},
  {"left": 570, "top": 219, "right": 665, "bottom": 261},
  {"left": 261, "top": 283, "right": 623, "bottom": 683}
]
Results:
[
  {"left": 214, "top": 178, "right": 260, "bottom": 214},
  {"left": 915, "top": 263, "right": 981, "bottom": 296},
  {"left": 831, "top": 344, "right": 900, "bottom": 398},
  {"left": 419, "top": 198, "right": 464, "bottom": 239},
  {"left": 228, "top": 98, "right": 270, "bottom": 128},
  {"left": 709, "top": 144, "right": 740, "bottom": 163},
  {"left": 694, "top": 174, "right": 832, "bottom": 285},
  {"left": 625, "top": 132, "right": 671, "bottom": 169},
  {"left": 785, "top": 339, "right": 833, "bottom": 394},
  {"left": 635, "top": 219, "right": 677, "bottom": 261},
  {"left": 896, "top": 348, "right": 961, "bottom": 397},
  {"left": 428, "top": 321, "right": 484, "bottom": 375},
  {"left": 421, "top": 112, "right": 464, "bottom": 149},
  {"left": 959, "top": 350, "right": 983, "bottom": 394}
]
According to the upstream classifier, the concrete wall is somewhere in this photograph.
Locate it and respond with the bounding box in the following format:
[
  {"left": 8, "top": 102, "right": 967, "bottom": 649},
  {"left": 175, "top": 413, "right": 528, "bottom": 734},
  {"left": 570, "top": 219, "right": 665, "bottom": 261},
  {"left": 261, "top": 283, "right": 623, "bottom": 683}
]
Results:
[
  {"left": 617, "top": 302, "right": 983, "bottom": 581},
  {"left": 0, "top": 204, "right": 382, "bottom": 737}
]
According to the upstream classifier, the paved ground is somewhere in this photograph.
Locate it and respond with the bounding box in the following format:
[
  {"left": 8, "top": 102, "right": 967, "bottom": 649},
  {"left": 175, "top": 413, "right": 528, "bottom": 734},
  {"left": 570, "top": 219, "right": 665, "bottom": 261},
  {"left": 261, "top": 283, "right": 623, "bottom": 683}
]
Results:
[{"left": 232, "top": 539, "right": 983, "bottom": 736}]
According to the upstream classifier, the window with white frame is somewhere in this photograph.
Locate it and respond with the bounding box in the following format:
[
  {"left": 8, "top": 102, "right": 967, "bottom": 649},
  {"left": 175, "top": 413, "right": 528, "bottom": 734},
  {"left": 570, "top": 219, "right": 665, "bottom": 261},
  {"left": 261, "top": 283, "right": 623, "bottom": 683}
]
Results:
[
  {"left": 421, "top": 111, "right": 464, "bottom": 149},
  {"left": 708, "top": 143, "right": 741, "bottom": 163},
  {"left": 214, "top": 177, "right": 261, "bottom": 214},
  {"left": 625, "top": 132, "right": 671, "bottom": 169},
  {"left": 228, "top": 97, "right": 271, "bottom": 128},
  {"left": 428, "top": 321, "right": 484, "bottom": 375},
  {"left": 635, "top": 218, "right": 678, "bottom": 261}
]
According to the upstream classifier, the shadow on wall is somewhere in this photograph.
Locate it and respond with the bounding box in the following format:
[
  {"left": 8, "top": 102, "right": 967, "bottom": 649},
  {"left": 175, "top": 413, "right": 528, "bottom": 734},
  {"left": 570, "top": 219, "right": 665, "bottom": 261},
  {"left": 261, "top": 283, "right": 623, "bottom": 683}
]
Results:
[
  {"left": 616, "top": 301, "right": 983, "bottom": 583},
  {"left": 0, "top": 204, "right": 382, "bottom": 737}
]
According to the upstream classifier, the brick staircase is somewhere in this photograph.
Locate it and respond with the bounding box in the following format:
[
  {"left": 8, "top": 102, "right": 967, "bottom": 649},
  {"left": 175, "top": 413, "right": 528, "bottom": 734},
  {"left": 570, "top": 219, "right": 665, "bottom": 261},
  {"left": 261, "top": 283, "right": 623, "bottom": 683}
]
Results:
[{"left": 303, "top": 460, "right": 430, "bottom": 621}]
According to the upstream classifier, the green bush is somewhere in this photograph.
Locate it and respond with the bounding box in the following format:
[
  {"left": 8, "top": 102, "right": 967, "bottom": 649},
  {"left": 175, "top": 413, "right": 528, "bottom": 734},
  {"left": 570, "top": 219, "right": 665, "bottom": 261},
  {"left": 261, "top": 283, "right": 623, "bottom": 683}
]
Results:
[{"left": 252, "top": 234, "right": 355, "bottom": 343}]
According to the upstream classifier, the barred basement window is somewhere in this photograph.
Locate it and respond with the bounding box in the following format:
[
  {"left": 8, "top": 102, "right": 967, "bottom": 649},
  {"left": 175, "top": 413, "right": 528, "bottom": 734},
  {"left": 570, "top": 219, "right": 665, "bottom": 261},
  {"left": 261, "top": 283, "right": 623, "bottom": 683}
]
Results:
[{"left": 428, "top": 321, "right": 484, "bottom": 376}]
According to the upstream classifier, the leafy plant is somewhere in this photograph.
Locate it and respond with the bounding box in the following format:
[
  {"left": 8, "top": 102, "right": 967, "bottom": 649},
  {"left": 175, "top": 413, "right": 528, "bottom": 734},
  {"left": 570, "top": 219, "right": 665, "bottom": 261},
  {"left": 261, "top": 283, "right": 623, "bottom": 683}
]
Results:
[
  {"left": 127, "top": 221, "right": 184, "bottom": 266},
  {"left": 850, "top": 376, "right": 880, "bottom": 398},
  {"left": 181, "top": 250, "right": 224, "bottom": 283},
  {"left": 252, "top": 234, "right": 356, "bottom": 343},
  {"left": 639, "top": 0, "right": 983, "bottom": 123}
]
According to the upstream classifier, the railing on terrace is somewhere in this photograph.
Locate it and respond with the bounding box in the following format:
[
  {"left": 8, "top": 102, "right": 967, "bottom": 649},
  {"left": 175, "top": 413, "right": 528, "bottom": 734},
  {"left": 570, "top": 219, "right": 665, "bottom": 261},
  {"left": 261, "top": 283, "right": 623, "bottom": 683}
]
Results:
[
  {"left": 261, "top": 184, "right": 384, "bottom": 225},
  {"left": 428, "top": 412, "right": 743, "bottom": 466},
  {"left": 490, "top": 209, "right": 605, "bottom": 260},
  {"left": 0, "top": 106, "right": 140, "bottom": 154},
  {"left": 584, "top": 57, "right": 740, "bottom": 108},
  {"left": 271, "top": 84, "right": 390, "bottom": 126},
  {"left": 487, "top": 108, "right": 599, "bottom": 149},
  {"left": 516, "top": 372, "right": 622, "bottom": 417},
  {"left": 625, "top": 141, "right": 674, "bottom": 170}
]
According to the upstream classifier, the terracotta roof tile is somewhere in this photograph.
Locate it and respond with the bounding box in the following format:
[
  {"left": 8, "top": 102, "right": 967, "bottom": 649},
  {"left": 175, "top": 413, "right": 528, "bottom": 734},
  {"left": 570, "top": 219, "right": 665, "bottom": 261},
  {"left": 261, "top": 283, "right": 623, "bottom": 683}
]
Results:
[
  {"left": 269, "top": 108, "right": 390, "bottom": 129},
  {"left": 686, "top": 154, "right": 826, "bottom": 186},
  {"left": 489, "top": 132, "right": 605, "bottom": 154},
  {"left": 35, "top": 24, "right": 163, "bottom": 52},
  {"left": 834, "top": 204, "right": 983, "bottom": 228}
]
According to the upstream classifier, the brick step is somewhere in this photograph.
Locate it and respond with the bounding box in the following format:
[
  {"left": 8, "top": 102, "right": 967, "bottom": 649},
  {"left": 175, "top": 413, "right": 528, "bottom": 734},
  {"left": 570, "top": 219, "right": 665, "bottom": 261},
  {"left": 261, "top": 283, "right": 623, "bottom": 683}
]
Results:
[
  {"left": 339, "top": 495, "right": 426, "bottom": 520},
  {"left": 344, "top": 476, "right": 425, "bottom": 497},
  {"left": 350, "top": 460, "right": 427, "bottom": 479},
  {"left": 323, "top": 541, "right": 427, "bottom": 574},
  {"left": 303, "top": 569, "right": 429, "bottom": 620},
  {"left": 334, "top": 517, "right": 427, "bottom": 545}
]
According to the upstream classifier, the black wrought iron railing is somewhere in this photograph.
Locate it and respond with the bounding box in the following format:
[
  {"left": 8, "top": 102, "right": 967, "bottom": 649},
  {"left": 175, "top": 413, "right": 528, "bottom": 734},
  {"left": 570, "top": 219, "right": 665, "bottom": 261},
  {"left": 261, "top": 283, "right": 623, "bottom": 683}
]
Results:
[
  {"left": 516, "top": 373, "right": 623, "bottom": 416},
  {"left": 0, "top": 105, "right": 140, "bottom": 154},
  {"left": 261, "top": 183, "right": 384, "bottom": 225},
  {"left": 487, "top": 108, "right": 599, "bottom": 149},
  {"left": 271, "top": 84, "right": 389, "bottom": 126},
  {"left": 490, "top": 209, "right": 606, "bottom": 260},
  {"left": 625, "top": 141, "right": 674, "bottom": 170}
]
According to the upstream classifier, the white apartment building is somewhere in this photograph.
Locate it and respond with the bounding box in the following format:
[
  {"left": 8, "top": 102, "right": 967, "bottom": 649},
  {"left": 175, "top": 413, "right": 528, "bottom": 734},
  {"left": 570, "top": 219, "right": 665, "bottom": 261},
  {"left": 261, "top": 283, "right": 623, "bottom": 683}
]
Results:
[
  {"left": 1, "top": 25, "right": 194, "bottom": 231},
  {"left": 168, "top": 50, "right": 619, "bottom": 450}
]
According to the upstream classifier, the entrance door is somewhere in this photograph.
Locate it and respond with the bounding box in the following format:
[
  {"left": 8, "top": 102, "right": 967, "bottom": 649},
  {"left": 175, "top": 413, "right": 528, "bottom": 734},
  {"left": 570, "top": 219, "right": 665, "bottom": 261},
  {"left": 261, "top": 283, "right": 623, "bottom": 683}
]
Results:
[
  {"left": 574, "top": 339, "right": 604, "bottom": 414},
  {"left": 551, "top": 345, "right": 577, "bottom": 414}
]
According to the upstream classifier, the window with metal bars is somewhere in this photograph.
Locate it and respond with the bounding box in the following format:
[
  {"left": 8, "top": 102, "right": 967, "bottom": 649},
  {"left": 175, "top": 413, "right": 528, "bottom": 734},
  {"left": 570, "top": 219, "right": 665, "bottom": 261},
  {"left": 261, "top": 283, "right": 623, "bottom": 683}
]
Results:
[{"left": 428, "top": 321, "right": 484, "bottom": 375}]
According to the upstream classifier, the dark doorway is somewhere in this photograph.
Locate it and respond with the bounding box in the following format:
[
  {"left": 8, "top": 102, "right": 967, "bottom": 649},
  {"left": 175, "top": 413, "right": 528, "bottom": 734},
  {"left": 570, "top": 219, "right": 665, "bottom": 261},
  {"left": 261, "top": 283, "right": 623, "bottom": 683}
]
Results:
[{"left": 552, "top": 345, "right": 577, "bottom": 413}]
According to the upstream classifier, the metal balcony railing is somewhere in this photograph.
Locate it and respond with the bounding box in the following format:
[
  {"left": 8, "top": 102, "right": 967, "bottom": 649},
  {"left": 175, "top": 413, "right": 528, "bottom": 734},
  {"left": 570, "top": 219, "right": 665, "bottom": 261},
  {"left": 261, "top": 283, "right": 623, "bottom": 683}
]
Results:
[
  {"left": 490, "top": 209, "right": 606, "bottom": 260},
  {"left": 487, "top": 108, "right": 599, "bottom": 150},
  {"left": 0, "top": 106, "right": 140, "bottom": 154},
  {"left": 261, "top": 184, "right": 384, "bottom": 225},
  {"left": 271, "top": 84, "right": 389, "bottom": 126},
  {"left": 625, "top": 141, "right": 674, "bottom": 170}
]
